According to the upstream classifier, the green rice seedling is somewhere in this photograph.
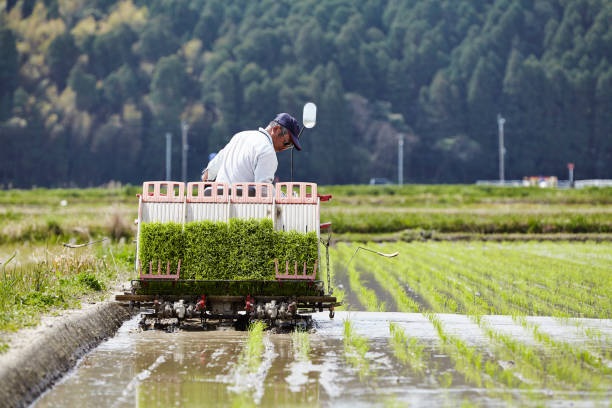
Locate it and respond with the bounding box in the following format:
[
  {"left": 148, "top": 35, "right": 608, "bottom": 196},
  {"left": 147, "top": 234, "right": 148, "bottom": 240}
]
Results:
[
  {"left": 183, "top": 220, "right": 231, "bottom": 279},
  {"left": 227, "top": 219, "right": 276, "bottom": 280},
  {"left": 438, "top": 371, "right": 453, "bottom": 388},
  {"left": 339, "top": 245, "right": 385, "bottom": 311},
  {"left": 388, "top": 322, "right": 425, "bottom": 373},
  {"left": 238, "top": 320, "right": 266, "bottom": 372},
  {"left": 512, "top": 316, "right": 611, "bottom": 391},
  {"left": 230, "top": 392, "right": 259, "bottom": 408},
  {"left": 379, "top": 241, "right": 612, "bottom": 318},
  {"left": 343, "top": 318, "right": 370, "bottom": 379},
  {"left": 141, "top": 218, "right": 319, "bottom": 280},
  {"left": 476, "top": 318, "right": 543, "bottom": 389},
  {"left": 290, "top": 330, "right": 311, "bottom": 362},
  {"left": 230, "top": 393, "right": 257, "bottom": 408},
  {"left": 424, "top": 312, "right": 491, "bottom": 389},
  {"left": 138, "top": 222, "right": 184, "bottom": 274},
  {"left": 349, "top": 244, "right": 420, "bottom": 313},
  {"left": 274, "top": 229, "right": 318, "bottom": 274},
  {"left": 477, "top": 314, "right": 611, "bottom": 397}
]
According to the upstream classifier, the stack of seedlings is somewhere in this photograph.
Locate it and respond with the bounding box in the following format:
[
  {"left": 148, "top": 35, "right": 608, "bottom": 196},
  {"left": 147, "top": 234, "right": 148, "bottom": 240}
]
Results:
[{"left": 138, "top": 218, "right": 318, "bottom": 280}]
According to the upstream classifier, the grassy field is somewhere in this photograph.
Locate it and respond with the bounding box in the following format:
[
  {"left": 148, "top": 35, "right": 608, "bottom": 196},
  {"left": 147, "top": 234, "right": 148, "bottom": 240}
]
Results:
[
  {"left": 319, "top": 184, "right": 612, "bottom": 239},
  {"left": 0, "top": 186, "right": 138, "bottom": 350},
  {"left": 2, "top": 184, "right": 611, "bottom": 244}
]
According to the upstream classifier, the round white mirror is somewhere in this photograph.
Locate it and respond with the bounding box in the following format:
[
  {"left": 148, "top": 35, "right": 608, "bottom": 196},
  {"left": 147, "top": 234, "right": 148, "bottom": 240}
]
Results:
[{"left": 302, "top": 102, "right": 317, "bottom": 129}]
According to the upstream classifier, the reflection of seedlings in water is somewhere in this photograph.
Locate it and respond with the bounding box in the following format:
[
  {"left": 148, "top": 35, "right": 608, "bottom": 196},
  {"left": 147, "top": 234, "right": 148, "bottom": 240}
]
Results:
[
  {"left": 388, "top": 322, "right": 425, "bottom": 373},
  {"left": 425, "top": 312, "right": 489, "bottom": 388},
  {"left": 229, "top": 392, "right": 256, "bottom": 408},
  {"left": 438, "top": 371, "right": 453, "bottom": 387},
  {"left": 513, "top": 316, "right": 611, "bottom": 391},
  {"left": 343, "top": 319, "right": 370, "bottom": 379},
  {"left": 228, "top": 321, "right": 272, "bottom": 405},
  {"left": 291, "top": 330, "right": 311, "bottom": 362},
  {"left": 479, "top": 317, "right": 545, "bottom": 389}
]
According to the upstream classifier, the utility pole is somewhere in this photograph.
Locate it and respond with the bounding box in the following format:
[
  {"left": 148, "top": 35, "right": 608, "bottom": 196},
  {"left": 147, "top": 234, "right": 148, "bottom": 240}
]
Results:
[
  {"left": 181, "top": 121, "right": 189, "bottom": 183},
  {"left": 398, "top": 134, "right": 404, "bottom": 185},
  {"left": 568, "top": 163, "right": 575, "bottom": 188},
  {"left": 165, "top": 132, "right": 172, "bottom": 180},
  {"left": 497, "top": 114, "right": 506, "bottom": 183}
]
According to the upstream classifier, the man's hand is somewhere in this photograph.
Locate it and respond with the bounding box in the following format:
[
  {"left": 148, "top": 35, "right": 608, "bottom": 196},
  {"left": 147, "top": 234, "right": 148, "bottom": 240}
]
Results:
[{"left": 201, "top": 169, "right": 209, "bottom": 182}]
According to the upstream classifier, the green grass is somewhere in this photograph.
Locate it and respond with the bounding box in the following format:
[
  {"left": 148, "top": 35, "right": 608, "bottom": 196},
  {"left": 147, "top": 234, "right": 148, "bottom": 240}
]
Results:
[
  {"left": 0, "top": 186, "right": 137, "bottom": 245},
  {"left": 0, "top": 241, "right": 133, "bottom": 342}
]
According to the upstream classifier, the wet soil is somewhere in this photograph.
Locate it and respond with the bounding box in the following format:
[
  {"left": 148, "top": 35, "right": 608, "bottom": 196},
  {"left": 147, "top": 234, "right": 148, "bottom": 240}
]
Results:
[
  {"left": 33, "top": 311, "right": 612, "bottom": 407},
  {"left": 0, "top": 302, "right": 130, "bottom": 408}
]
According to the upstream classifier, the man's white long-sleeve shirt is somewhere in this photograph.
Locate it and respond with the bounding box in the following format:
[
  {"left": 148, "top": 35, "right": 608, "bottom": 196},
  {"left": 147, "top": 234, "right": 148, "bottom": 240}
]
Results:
[{"left": 206, "top": 128, "right": 277, "bottom": 184}]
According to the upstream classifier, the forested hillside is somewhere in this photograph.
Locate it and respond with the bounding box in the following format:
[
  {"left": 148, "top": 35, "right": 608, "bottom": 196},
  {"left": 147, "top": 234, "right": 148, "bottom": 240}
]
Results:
[{"left": 0, "top": 0, "right": 610, "bottom": 187}]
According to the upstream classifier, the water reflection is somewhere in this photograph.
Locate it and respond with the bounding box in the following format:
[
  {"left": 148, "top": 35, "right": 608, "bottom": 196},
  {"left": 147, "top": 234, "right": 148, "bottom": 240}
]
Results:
[{"left": 33, "top": 312, "right": 612, "bottom": 407}]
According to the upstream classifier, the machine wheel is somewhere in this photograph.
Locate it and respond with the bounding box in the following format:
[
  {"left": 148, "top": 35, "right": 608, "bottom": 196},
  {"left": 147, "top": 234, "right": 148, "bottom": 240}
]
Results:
[{"left": 234, "top": 314, "right": 250, "bottom": 331}]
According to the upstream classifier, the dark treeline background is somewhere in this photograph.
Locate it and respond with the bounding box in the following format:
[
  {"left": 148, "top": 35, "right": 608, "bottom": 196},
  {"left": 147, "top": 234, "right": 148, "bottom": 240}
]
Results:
[{"left": 0, "top": 0, "right": 610, "bottom": 188}]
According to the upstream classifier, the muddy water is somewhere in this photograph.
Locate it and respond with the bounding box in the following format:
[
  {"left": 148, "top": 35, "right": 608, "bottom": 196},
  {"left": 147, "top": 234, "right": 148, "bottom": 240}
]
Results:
[{"left": 33, "top": 311, "right": 611, "bottom": 407}]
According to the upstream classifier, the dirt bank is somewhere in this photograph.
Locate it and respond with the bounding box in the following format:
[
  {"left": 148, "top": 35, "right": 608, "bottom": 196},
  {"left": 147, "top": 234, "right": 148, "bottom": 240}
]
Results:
[{"left": 0, "top": 301, "right": 132, "bottom": 408}]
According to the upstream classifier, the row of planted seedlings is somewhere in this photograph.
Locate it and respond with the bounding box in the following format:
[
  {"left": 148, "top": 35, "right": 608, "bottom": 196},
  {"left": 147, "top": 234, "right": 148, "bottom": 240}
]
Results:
[
  {"left": 427, "top": 242, "right": 612, "bottom": 331},
  {"left": 451, "top": 242, "right": 609, "bottom": 317},
  {"left": 334, "top": 243, "right": 503, "bottom": 392},
  {"left": 373, "top": 241, "right": 559, "bottom": 396},
  {"left": 324, "top": 247, "right": 376, "bottom": 382},
  {"left": 334, "top": 242, "right": 604, "bottom": 398},
  {"left": 385, "top": 241, "right": 612, "bottom": 393},
  {"left": 331, "top": 244, "right": 461, "bottom": 389},
  {"left": 331, "top": 244, "right": 385, "bottom": 312},
  {"left": 425, "top": 241, "right": 612, "bottom": 357},
  {"left": 330, "top": 241, "right": 612, "bottom": 401}
]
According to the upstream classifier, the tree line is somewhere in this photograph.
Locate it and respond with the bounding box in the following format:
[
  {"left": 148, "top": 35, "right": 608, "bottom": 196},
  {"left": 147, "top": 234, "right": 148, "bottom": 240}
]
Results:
[{"left": 0, "top": 0, "right": 610, "bottom": 188}]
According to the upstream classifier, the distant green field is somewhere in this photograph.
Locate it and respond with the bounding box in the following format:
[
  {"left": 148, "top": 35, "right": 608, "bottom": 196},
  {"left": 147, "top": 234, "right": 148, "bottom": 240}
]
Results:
[
  {"left": 0, "top": 186, "right": 138, "bottom": 245},
  {"left": 1, "top": 184, "right": 611, "bottom": 244},
  {"left": 319, "top": 184, "right": 612, "bottom": 237}
]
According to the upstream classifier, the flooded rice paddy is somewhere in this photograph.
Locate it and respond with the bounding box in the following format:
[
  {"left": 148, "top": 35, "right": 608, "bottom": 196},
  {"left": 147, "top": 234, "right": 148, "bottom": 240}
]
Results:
[{"left": 34, "top": 311, "right": 611, "bottom": 407}]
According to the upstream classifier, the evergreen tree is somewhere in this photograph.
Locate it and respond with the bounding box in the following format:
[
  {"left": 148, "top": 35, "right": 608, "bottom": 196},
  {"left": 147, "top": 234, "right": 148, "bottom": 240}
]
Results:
[{"left": 0, "top": 29, "right": 18, "bottom": 121}]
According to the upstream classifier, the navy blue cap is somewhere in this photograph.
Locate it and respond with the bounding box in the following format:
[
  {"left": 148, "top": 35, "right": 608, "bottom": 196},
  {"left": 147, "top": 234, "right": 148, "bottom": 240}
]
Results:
[{"left": 274, "top": 113, "right": 301, "bottom": 151}]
